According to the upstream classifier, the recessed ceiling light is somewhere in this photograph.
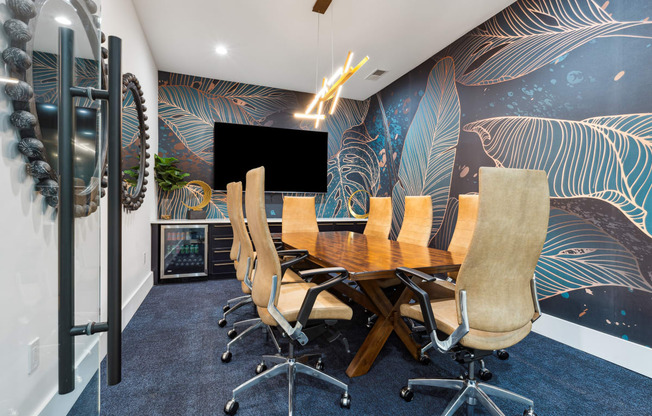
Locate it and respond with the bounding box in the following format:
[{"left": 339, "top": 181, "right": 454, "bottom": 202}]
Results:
[
  {"left": 55, "top": 16, "right": 72, "bottom": 25},
  {"left": 215, "top": 45, "right": 228, "bottom": 56}
]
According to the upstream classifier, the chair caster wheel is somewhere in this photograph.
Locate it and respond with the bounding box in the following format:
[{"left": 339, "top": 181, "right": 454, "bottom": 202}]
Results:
[
  {"left": 315, "top": 359, "right": 324, "bottom": 371},
  {"left": 339, "top": 392, "right": 351, "bottom": 409},
  {"left": 227, "top": 329, "right": 238, "bottom": 339},
  {"left": 479, "top": 368, "right": 492, "bottom": 381},
  {"left": 523, "top": 409, "right": 537, "bottom": 416},
  {"left": 218, "top": 319, "right": 227, "bottom": 328},
  {"left": 497, "top": 349, "right": 509, "bottom": 360},
  {"left": 255, "top": 362, "right": 267, "bottom": 375},
  {"left": 224, "top": 399, "right": 238, "bottom": 415},
  {"left": 419, "top": 354, "right": 430, "bottom": 365},
  {"left": 400, "top": 386, "right": 414, "bottom": 402},
  {"left": 222, "top": 305, "right": 230, "bottom": 313},
  {"left": 221, "top": 351, "right": 232, "bottom": 363}
]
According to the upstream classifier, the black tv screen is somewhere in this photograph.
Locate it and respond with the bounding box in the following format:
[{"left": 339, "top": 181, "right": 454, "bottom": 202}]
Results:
[{"left": 213, "top": 122, "right": 328, "bottom": 193}]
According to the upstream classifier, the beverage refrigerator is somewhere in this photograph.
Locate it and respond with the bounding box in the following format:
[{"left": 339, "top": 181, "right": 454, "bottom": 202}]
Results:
[{"left": 160, "top": 224, "right": 208, "bottom": 279}]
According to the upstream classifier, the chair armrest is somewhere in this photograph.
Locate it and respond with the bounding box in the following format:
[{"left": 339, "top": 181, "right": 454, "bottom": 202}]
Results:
[
  {"left": 243, "top": 256, "right": 254, "bottom": 290},
  {"left": 531, "top": 275, "right": 542, "bottom": 322},
  {"left": 278, "top": 249, "right": 309, "bottom": 275},
  {"left": 395, "top": 267, "right": 470, "bottom": 353},
  {"left": 395, "top": 267, "right": 438, "bottom": 334},
  {"left": 295, "top": 268, "right": 349, "bottom": 328},
  {"left": 264, "top": 268, "right": 346, "bottom": 346}
]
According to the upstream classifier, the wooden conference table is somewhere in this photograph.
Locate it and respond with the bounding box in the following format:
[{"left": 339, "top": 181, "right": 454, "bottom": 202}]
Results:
[{"left": 281, "top": 231, "right": 460, "bottom": 378}]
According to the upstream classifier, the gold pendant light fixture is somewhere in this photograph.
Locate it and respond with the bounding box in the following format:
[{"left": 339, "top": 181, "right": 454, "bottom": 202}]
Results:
[{"left": 295, "top": 0, "right": 368, "bottom": 128}]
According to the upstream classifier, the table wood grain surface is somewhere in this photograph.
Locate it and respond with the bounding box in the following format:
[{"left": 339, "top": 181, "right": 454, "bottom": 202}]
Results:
[{"left": 281, "top": 231, "right": 460, "bottom": 377}]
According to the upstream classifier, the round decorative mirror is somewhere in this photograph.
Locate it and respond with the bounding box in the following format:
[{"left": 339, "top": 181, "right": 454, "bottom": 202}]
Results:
[
  {"left": 3, "top": 0, "right": 104, "bottom": 216},
  {"left": 4, "top": 0, "right": 150, "bottom": 214},
  {"left": 121, "top": 72, "right": 150, "bottom": 211}
]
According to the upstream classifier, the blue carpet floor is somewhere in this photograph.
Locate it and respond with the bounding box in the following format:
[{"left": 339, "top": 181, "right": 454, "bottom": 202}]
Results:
[{"left": 70, "top": 278, "right": 651, "bottom": 415}]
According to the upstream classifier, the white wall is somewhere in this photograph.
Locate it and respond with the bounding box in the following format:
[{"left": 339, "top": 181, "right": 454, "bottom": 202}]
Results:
[{"left": 0, "top": 0, "right": 158, "bottom": 414}]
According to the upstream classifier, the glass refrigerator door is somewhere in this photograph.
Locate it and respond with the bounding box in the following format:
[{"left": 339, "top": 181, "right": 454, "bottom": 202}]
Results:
[{"left": 161, "top": 225, "right": 208, "bottom": 278}]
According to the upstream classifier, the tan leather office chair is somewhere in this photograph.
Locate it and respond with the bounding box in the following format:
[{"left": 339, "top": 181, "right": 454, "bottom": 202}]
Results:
[
  {"left": 397, "top": 195, "right": 433, "bottom": 246},
  {"left": 447, "top": 194, "right": 479, "bottom": 277},
  {"left": 221, "top": 182, "right": 251, "bottom": 319},
  {"left": 376, "top": 196, "right": 432, "bottom": 289},
  {"left": 363, "top": 197, "right": 392, "bottom": 239},
  {"left": 282, "top": 196, "right": 319, "bottom": 233},
  {"left": 395, "top": 167, "right": 549, "bottom": 416},
  {"left": 224, "top": 167, "right": 353, "bottom": 415},
  {"left": 221, "top": 182, "right": 305, "bottom": 362}
]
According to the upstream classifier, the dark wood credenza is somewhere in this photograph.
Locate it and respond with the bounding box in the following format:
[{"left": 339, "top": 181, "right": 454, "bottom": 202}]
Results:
[{"left": 151, "top": 218, "right": 366, "bottom": 284}]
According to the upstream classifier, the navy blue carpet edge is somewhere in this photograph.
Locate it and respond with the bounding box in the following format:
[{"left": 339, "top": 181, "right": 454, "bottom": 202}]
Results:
[{"left": 69, "top": 278, "right": 651, "bottom": 416}]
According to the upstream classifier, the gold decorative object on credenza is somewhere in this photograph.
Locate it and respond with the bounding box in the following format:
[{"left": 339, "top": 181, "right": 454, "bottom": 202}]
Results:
[
  {"left": 182, "top": 180, "right": 212, "bottom": 218},
  {"left": 347, "top": 189, "right": 371, "bottom": 219}
]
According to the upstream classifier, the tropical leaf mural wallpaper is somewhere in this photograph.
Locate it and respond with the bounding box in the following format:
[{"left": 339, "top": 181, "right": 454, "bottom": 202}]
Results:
[
  {"left": 158, "top": 0, "right": 652, "bottom": 346},
  {"left": 391, "top": 57, "right": 460, "bottom": 240}
]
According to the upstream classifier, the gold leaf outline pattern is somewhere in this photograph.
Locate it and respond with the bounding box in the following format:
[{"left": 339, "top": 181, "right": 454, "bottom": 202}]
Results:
[
  {"left": 444, "top": 0, "right": 652, "bottom": 86},
  {"left": 464, "top": 113, "right": 652, "bottom": 237},
  {"left": 536, "top": 208, "right": 650, "bottom": 299}
]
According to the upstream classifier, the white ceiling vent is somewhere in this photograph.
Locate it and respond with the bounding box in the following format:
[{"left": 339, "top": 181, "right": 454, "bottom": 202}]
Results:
[{"left": 365, "top": 69, "right": 388, "bottom": 81}]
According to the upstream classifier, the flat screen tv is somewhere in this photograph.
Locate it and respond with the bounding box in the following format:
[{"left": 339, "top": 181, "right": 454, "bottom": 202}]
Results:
[{"left": 213, "top": 122, "right": 328, "bottom": 193}]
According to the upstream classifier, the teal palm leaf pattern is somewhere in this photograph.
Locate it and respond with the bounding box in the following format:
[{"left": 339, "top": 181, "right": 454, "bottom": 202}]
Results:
[
  {"left": 164, "top": 73, "right": 297, "bottom": 124},
  {"left": 536, "top": 208, "right": 650, "bottom": 299},
  {"left": 444, "top": 0, "right": 652, "bottom": 86},
  {"left": 464, "top": 114, "right": 652, "bottom": 237},
  {"left": 32, "top": 52, "right": 99, "bottom": 107},
  {"left": 159, "top": 78, "right": 298, "bottom": 164},
  {"left": 391, "top": 57, "right": 459, "bottom": 241},
  {"left": 431, "top": 197, "right": 459, "bottom": 250},
  {"left": 159, "top": 85, "right": 216, "bottom": 164},
  {"left": 122, "top": 91, "right": 139, "bottom": 148},
  {"left": 158, "top": 186, "right": 227, "bottom": 220},
  {"left": 323, "top": 99, "right": 371, "bottom": 157},
  {"left": 320, "top": 125, "right": 380, "bottom": 218}
]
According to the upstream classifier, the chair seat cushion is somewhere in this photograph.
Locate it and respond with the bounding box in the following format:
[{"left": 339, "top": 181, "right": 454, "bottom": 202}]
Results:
[
  {"left": 281, "top": 269, "right": 305, "bottom": 283},
  {"left": 400, "top": 298, "right": 531, "bottom": 350},
  {"left": 258, "top": 282, "right": 353, "bottom": 326}
]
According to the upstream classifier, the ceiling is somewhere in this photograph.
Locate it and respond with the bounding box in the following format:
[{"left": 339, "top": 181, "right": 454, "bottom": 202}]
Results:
[{"left": 132, "top": 0, "right": 516, "bottom": 101}]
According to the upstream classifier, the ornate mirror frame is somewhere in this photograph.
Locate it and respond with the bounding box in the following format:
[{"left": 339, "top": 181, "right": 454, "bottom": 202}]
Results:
[
  {"left": 121, "top": 72, "right": 149, "bottom": 211},
  {"left": 2, "top": 0, "right": 150, "bottom": 214}
]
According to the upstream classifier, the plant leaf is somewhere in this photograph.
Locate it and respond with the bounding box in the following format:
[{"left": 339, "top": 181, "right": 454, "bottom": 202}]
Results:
[
  {"left": 319, "top": 125, "right": 381, "bottom": 218},
  {"left": 158, "top": 85, "right": 216, "bottom": 164},
  {"left": 535, "top": 208, "right": 651, "bottom": 299},
  {"left": 463, "top": 113, "right": 652, "bottom": 236},
  {"left": 444, "top": 0, "right": 652, "bottom": 86},
  {"left": 391, "top": 57, "right": 460, "bottom": 241}
]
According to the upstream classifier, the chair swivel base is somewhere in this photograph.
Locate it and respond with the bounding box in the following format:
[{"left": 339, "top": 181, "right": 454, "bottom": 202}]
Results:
[
  {"left": 400, "top": 377, "right": 536, "bottom": 416},
  {"left": 224, "top": 350, "right": 350, "bottom": 415},
  {"left": 221, "top": 320, "right": 281, "bottom": 363}
]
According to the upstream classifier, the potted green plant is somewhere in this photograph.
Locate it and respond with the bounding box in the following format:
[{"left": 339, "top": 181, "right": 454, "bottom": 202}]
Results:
[{"left": 125, "top": 154, "right": 189, "bottom": 191}]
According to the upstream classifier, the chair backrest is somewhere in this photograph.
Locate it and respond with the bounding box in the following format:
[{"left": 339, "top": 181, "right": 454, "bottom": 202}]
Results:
[
  {"left": 226, "top": 182, "right": 254, "bottom": 283},
  {"left": 447, "top": 194, "right": 479, "bottom": 278},
  {"left": 455, "top": 167, "right": 549, "bottom": 333},
  {"left": 282, "top": 196, "right": 319, "bottom": 233},
  {"left": 226, "top": 183, "right": 240, "bottom": 262},
  {"left": 364, "top": 197, "right": 392, "bottom": 239},
  {"left": 397, "top": 195, "right": 432, "bottom": 247},
  {"left": 246, "top": 167, "right": 283, "bottom": 308}
]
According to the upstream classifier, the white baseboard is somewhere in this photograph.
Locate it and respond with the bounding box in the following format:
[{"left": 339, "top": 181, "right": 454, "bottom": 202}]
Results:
[
  {"left": 532, "top": 314, "right": 652, "bottom": 378},
  {"left": 39, "top": 272, "right": 153, "bottom": 415},
  {"left": 38, "top": 341, "right": 100, "bottom": 416},
  {"left": 122, "top": 271, "right": 153, "bottom": 331}
]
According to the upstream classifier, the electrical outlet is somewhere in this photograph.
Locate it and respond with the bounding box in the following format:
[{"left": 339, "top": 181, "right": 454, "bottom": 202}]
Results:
[
  {"left": 143, "top": 252, "right": 147, "bottom": 265},
  {"left": 28, "top": 338, "right": 39, "bottom": 375}
]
